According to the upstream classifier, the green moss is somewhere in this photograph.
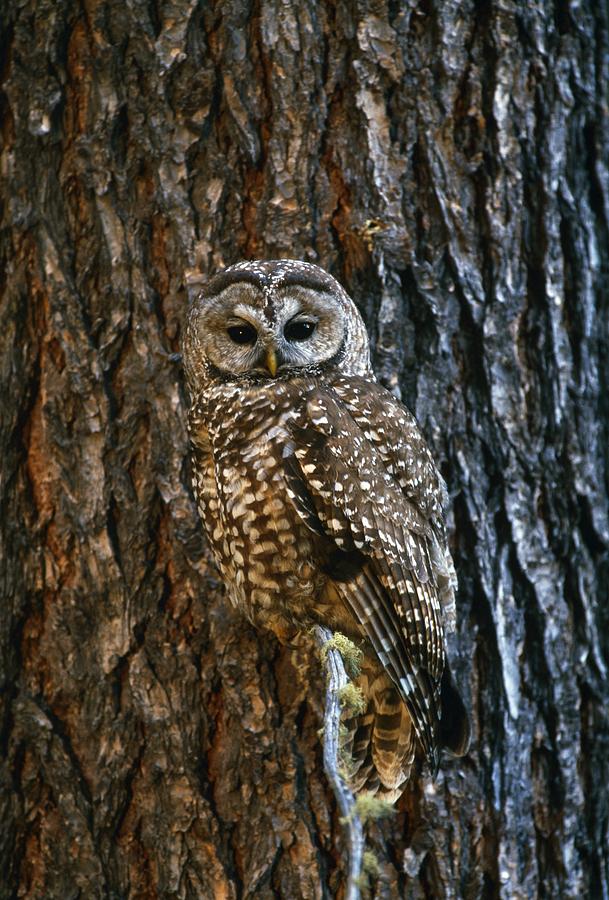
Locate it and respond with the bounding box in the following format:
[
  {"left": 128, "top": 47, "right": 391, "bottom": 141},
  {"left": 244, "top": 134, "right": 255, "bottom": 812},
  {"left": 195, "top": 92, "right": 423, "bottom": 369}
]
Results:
[
  {"left": 320, "top": 633, "right": 363, "bottom": 678},
  {"left": 338, "top": 683, "right": 367, "bottom": 716},
  {"left": 341, "top": 792, "right": 395, "bottom": 825},
  {"left": 362, "top": 850, "right": 380, "bottom": 877},
  {"left": 354, "top": 850, "right": 381, "bottom": 892}
]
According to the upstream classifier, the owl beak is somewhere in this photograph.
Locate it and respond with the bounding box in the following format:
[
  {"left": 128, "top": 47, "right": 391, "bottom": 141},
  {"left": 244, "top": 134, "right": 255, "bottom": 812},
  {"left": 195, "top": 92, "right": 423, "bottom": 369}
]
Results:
[{"left": 265, "top": 348, "right": 278, "bottom": 377}]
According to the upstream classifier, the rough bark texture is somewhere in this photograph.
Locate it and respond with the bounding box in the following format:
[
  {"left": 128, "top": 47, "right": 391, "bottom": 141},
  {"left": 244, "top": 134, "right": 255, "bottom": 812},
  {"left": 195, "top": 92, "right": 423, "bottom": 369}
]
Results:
[{"left": 1, "top": 1, "right": 608, "bottom": 898}]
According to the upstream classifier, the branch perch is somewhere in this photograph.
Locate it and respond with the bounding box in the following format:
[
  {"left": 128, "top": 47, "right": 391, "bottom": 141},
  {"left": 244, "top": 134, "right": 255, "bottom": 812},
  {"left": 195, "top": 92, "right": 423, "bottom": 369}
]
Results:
[{"left": 315, "top": 626, "right": 365, "bottom": 900}]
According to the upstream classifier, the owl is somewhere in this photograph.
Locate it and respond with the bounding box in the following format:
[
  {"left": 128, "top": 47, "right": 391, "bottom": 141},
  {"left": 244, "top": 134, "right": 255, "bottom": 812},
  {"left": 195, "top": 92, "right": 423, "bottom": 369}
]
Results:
[{"left": 182, "top": 259, "right": 469, "bottom": 801}]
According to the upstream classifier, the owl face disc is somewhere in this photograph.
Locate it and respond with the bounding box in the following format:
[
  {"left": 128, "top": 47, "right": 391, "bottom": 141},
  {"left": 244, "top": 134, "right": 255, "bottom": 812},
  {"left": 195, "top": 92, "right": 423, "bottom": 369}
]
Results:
[{"left": 182, "top": 259, "right": 371, "bottom": 388}]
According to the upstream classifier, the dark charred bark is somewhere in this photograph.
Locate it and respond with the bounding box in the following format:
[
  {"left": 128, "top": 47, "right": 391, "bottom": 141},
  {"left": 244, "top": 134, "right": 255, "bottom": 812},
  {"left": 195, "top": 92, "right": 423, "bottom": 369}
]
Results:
[{"left": 1, "top": 1, "right": 608, "bottom": 897}]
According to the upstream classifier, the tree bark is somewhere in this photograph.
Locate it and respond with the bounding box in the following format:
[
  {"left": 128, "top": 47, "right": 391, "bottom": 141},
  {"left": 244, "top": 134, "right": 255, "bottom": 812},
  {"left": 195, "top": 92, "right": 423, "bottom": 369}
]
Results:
[{"left": 1, "top": 1, "right": 608, "bottom": 897}]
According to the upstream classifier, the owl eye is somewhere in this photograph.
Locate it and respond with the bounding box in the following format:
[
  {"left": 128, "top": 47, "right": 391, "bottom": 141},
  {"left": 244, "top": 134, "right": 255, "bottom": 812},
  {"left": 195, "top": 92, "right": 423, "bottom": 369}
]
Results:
[
  {"left": 284, "top": 320, "right": 316, "bottom": 342},
  {"left": 227, "top": 323, "right": 257, "bottom": 345}
]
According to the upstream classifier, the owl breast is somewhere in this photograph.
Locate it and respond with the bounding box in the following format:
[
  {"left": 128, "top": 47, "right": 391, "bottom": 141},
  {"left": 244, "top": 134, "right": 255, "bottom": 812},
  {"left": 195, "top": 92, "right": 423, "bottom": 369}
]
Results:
[{"left": 189, "top": 378, "right": 331, "bottom": 634}]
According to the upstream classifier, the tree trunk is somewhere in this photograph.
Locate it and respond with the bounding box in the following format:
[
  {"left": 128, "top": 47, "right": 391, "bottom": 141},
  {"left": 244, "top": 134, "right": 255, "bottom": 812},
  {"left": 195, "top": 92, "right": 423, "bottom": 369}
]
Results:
[{"left": 1, "top": 1, "right": 608, "bottom": 897}]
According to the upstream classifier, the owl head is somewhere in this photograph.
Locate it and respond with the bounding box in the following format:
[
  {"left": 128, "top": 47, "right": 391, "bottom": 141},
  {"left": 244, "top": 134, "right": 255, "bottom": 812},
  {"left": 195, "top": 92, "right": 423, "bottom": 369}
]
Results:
[{"left": 182, "top": 260, "right": 372, "bottom": 395}]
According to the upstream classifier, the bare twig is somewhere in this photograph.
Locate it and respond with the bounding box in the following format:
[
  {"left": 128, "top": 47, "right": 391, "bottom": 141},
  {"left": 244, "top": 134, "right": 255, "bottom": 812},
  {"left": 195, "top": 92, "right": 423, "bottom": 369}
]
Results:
[{"left": 315, "top": 626, "right": 365, "bottom": 900}]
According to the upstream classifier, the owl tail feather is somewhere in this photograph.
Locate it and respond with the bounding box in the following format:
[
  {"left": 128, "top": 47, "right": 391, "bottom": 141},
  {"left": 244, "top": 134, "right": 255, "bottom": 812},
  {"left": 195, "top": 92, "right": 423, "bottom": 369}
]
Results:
[{"left": 342, "top": 676, "right": 415, "bottom": 803}]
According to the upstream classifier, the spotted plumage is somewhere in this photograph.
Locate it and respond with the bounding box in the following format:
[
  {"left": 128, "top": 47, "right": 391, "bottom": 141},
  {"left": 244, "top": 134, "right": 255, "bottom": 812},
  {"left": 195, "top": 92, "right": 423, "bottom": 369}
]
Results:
[{"left": 182, "top": 259, "right": 469, "bottom": 800}]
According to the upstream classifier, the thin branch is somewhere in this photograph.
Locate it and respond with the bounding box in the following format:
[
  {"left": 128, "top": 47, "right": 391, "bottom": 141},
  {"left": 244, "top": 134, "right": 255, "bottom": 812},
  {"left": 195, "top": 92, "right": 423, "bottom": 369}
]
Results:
[{"left": 315, "top": 626, "right": 365, "bottom": 900}]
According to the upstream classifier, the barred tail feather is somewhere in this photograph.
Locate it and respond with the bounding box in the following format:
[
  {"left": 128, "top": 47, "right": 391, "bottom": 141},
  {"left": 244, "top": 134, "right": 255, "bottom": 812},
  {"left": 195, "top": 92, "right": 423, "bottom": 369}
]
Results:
[
  {"left": 371, "top": 684, "right": 415, "bottom": 801},
  {"left": 342, "top": 667, "right": 415, "bottom": 803}
]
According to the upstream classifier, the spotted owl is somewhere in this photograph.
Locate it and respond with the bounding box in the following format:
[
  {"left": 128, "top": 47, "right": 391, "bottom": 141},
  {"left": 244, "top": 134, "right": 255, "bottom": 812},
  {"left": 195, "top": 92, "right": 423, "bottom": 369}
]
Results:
[{"left": 182, "top": 259, "right": 469, "bottom": 801}]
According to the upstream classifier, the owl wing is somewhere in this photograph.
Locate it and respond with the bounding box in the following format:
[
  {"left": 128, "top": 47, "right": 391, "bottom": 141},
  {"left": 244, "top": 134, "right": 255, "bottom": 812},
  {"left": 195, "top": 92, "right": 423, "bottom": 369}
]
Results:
[
  {"left": 329, "top": 375, "right": 448, "bottom": 520},
  {"left": 331, "top": 375, "right": 458, "bottom": 633},
  {"left": 284, "top": 386, "right": 448, "bottom": 769}
]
